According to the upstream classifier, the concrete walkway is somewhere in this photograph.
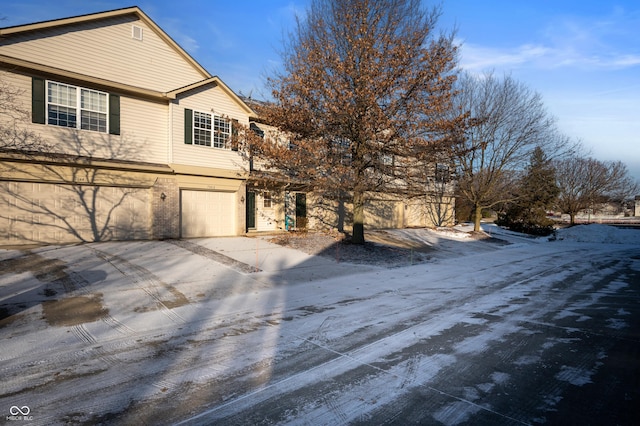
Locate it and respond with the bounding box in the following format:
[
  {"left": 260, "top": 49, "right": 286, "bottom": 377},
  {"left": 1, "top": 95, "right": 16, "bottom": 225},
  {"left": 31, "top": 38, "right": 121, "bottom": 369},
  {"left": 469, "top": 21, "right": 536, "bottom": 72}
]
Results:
[{"left": 176, "top": 236, "right": 379, "bottom": 284}]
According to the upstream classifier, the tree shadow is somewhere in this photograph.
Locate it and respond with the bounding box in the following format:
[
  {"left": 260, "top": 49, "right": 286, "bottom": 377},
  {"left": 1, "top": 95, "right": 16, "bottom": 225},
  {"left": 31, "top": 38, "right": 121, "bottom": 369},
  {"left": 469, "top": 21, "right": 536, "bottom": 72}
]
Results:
[{"left": 0, "top": 130, "right": 152, "bottom": 244}]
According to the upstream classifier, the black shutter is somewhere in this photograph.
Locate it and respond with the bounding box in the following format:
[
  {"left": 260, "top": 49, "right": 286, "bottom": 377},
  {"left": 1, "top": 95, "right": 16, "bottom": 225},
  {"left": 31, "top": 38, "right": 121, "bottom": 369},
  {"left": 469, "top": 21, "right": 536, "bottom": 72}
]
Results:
[
  {"left": 184, "top": 108, "right": 193, "bottom": 144},
  {"left": 108, "top": 94, "right": 120, "bottom": 135},
  {"left": 32, "top": 77, "right": 46, "bottom": 124}
]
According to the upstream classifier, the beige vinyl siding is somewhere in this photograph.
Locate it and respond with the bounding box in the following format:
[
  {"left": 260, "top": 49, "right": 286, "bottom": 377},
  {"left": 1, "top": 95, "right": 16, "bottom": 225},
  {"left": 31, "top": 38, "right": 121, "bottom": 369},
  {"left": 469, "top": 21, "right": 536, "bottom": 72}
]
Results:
[
  {"left": 0, "top": 71, "right": 168, "bottom": 164},
  {"left": 36, "top": 95, "right": 168, "bottom": 164},
  {"left": 119, "top": 96, "right": 168, "bottom": 164},
  {"left": 250, "top": 126, "right": 284, "bottom": 173},
  {"left": 172, "top": 85, "right": 250, "bottom": 171},
  {"left": 0, "top": 16, "right": 205, "bottom": 92}
]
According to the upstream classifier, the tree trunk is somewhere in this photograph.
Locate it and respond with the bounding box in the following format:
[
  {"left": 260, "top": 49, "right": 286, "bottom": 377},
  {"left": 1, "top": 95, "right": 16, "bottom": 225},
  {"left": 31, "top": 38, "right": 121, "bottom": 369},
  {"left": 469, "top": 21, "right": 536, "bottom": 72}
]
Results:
[
  {"left": 473, "top": 204, "right": 483, "bottom": 232},
  {"left": 352, "top": 190, "right": 365, "bottom": 244},
  {"left": 569, "top": 212, "right": 576, "bottom": 225}
]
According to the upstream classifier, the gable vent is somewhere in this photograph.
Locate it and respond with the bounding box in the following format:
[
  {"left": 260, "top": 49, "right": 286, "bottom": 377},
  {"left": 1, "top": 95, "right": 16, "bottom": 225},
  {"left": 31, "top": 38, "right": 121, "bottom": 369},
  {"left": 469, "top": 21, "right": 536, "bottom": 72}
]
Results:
[{"left": 132, "top": 25, "right": 143, "bottom": 41}]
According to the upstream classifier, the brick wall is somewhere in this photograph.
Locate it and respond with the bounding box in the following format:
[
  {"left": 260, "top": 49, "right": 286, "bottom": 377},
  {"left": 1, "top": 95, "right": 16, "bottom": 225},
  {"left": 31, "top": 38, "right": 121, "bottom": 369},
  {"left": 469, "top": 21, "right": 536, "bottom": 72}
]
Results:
[{"left": 151, "top": 178, "right": 180, "bottom": 239}]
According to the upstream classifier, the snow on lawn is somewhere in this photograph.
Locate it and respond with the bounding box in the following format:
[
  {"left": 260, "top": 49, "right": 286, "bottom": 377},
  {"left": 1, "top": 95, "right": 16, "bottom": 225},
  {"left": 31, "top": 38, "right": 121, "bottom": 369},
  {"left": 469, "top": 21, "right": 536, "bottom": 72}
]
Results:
[{"left": 555, "top": 224, "right": 640, "bottom": 244}]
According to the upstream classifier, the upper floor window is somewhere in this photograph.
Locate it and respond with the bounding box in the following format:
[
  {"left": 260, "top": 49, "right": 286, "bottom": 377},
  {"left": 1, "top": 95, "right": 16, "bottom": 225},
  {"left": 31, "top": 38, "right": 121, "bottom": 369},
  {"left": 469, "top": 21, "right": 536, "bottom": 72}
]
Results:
[
  {"left": 184, "top": 109, "right": 232, "bottom": 149},
  {"left": 193, "top": 111, "right": 212, "bottom": 146},
  {"left": 213, "top": 115, "right": 231, "bottom": 148},
  {"left": 47, "top": 81, "right": 108, "bottom": 132},
  {"left": 435, "top": 163, "right": 450, "bottom": 183},
  {"left": 31, "top": 77, "right": 120, "bottom": 135}
]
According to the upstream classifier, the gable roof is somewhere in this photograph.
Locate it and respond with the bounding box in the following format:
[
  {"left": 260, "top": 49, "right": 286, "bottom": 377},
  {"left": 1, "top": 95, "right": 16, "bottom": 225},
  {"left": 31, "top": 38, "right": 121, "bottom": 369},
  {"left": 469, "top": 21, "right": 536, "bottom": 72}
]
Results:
[
  {"left": 0, "top": 6, "right": 211, "bottom": 79},
  {"left": 0, "top": 6, "right": 256, "bottom": 115},
  {"left": 167, "top": 77, "right": 257, "bottom": 116}
]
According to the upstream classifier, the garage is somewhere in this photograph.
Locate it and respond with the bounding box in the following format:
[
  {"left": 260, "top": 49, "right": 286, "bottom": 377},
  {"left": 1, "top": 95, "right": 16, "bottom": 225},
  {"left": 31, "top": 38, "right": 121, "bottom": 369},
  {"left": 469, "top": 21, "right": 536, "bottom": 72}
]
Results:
[
  {"left": 0, "top": 181, "right": 150, "bottom": 245},
  {"left": 181, "top": 190, "right": 237, "bottom": 237}
]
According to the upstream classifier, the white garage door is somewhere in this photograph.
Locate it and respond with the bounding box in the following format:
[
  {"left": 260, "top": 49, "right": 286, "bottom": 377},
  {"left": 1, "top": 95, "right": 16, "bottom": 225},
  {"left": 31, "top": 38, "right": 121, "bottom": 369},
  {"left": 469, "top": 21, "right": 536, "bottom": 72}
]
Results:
[
  {"left": 0, "top": 181, "right": 150, "bottom": 245},
  {"left": 181, "top": 190, "right": 236, "bottom": 238}
]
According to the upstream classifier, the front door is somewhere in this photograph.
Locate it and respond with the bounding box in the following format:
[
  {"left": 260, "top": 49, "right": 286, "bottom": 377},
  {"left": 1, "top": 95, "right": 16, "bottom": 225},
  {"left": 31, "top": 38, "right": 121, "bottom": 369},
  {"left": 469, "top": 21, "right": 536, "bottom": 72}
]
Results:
[
  {"left": 246, "top": 191, "right": 256, "bottom": 230},
  {"left": 295, "top": 193, "right": 307, "bottom": 229}
]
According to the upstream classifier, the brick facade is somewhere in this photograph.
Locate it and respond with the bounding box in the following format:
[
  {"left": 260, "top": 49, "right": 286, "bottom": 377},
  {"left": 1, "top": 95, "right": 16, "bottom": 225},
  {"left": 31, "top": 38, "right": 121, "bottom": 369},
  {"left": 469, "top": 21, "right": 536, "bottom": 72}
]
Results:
[{"left": 152, "top": 178, "right": 180, "bottom": 239}]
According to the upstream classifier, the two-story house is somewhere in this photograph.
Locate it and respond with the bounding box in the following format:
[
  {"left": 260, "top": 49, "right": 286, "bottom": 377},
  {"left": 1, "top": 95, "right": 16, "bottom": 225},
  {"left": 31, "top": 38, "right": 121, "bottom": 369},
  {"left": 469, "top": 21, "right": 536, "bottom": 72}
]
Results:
[
  {"left": 0, "top": 7, "right": 255, "bottom": 245},
  {"left": 0, "top": 6, "right": 455, "bottom": 246}
]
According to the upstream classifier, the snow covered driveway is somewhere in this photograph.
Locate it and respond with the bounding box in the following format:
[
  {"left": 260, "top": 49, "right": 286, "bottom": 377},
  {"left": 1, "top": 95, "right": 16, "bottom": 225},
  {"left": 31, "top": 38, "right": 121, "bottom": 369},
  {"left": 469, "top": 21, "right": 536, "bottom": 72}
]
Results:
[{"left": 1, "top": 225, "right": 639, "bottom": 425}]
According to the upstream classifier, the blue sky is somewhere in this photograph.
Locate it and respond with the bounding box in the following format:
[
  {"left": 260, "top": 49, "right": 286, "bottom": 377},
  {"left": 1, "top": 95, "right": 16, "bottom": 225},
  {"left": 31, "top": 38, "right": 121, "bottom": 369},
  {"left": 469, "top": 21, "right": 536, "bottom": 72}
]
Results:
[{"left": 3, "top": 1, "right": 640, "bottom": 182}]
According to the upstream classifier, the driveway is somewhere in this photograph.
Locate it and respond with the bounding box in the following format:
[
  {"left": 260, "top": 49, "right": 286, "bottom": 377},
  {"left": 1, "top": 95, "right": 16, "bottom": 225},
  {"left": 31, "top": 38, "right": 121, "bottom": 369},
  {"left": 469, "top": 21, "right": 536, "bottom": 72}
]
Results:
[{"left": 1, "top": 229, "right": 639, "bottom": 425}]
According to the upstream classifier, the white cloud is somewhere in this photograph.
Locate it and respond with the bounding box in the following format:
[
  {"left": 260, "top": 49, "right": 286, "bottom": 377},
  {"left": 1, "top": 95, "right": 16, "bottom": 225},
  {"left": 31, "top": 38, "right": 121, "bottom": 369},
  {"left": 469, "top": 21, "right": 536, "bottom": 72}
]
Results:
[
  {"left": 174, "top": 34, "right": 200, "bottom": 54},
  {"left": 458, "top": 42, "right": 551, "bottom": 71},
  {"left": 459, "top": 7, "right": 640, "bottom": 73},
  {"left": 459, "top": 41, "right": 640, "bottom": 72},
  {"left": 158, "top": 18, "right": 200, "bottom": 54}
]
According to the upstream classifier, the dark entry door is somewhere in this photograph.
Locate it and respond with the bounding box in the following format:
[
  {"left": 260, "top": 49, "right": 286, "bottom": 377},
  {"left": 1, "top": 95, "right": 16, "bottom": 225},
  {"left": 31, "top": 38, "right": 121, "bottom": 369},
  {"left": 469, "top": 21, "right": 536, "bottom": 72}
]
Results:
[
  {"left": 246, "top": 191, "right": 256, "bottom": 230},
  {"left": 295, "top": 193, "right": 307, "bottom": 229}
]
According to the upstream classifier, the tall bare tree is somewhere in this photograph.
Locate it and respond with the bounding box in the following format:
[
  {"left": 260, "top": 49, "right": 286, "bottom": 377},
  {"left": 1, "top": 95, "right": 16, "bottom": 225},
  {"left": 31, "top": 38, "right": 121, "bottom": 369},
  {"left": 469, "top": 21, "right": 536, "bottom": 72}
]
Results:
[
  {"left": 451, "top": 71, "right": 570, "bottom": 232},
  {"left": 555, "top": 156, "right": 639, "bottom": 224},
  {"left": 255, "top": 0, "right": 462, "bottom": 244}
]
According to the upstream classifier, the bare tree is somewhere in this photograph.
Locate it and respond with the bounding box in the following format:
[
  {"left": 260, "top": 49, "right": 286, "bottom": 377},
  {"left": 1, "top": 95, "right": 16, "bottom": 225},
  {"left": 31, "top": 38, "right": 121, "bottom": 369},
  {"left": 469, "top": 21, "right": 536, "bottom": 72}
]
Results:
[
  {"left": 451, "top": 71, "right": 571, "bottom": 232},
  {"left": 555, "top": 156, "right": 639, "bottom": 224},
  {"left": 255, "top": 0, "right": 462, "bottom": 244}
]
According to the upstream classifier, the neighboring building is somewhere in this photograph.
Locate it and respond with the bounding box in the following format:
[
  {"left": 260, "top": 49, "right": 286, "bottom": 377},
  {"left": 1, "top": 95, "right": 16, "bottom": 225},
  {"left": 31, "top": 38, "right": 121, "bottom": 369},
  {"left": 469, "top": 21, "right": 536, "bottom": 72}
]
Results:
[
  {"left": 635, "top": 196, "right": 640, "bottom": 217},
  {"left": 0, "top": 7, "right": 455, "bottom": 246},
  {"left": 0, "top": 7, "right": 254, "bottom": 245},
  {"left": 246, "top": 119, "right": 456, "bottom": 234}
]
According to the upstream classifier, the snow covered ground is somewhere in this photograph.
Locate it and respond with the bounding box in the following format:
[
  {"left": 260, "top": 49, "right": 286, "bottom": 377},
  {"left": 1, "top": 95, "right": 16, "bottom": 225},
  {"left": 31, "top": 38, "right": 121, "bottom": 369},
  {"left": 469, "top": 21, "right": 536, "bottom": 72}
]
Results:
[{"left": 0, "top": 224, "right": 638, "bottom": 425}]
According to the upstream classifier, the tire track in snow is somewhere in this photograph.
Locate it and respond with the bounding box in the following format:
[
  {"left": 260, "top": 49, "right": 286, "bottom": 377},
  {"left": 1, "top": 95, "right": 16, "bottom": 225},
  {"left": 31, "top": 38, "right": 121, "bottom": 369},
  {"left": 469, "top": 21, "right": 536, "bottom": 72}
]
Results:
[
  {"left": 88, "top": 247, "right": 186, "bottom": 324},
  {"left": 71, "top": 324, "right": 119, "bottom": 366}
]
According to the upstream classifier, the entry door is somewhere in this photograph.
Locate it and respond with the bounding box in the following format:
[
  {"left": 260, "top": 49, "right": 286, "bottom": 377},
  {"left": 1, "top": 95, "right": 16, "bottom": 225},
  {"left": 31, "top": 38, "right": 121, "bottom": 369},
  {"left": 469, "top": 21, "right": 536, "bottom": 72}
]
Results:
[
  {"left": 295, "top": 193, "right": 307, "bottom": 229},
  {"left": 246, "top": 191, "right": 256, "bottom": 230}
]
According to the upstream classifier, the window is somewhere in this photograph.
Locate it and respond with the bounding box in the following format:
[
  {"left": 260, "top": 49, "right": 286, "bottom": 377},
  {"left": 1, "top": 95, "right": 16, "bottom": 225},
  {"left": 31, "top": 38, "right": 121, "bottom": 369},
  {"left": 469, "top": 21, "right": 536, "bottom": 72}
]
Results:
[
  {"left": 185, "top": 109, "right": 232, "bottom": 149},
  {"left": 435, "top": 163, "right": 450, "bottom": 183},
  {"left": 46, "top": 81, "right": 108, "bottom": 132},
  {"left": 213, "top": 115, "right": 231, "bottom": 148},
  {"left": 263, "top": 192, "right": 272, "bottom": 208},
  {"left": 193, "top": 111, "right": 212, "bottom": 146},
  {"left": 80, "top": 88, "right": 108, "bottom": 132},
  {"left": 47, "top": 82, "right": 76, "bottom": 128},
  {"left": 381, "top": 154, "right": 394, "bottom": 166}
]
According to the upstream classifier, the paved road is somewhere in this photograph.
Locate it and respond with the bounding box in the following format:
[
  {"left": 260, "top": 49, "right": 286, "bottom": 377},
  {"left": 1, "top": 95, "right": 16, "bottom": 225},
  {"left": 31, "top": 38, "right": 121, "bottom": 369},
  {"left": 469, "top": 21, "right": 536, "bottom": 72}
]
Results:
[{"left": 1, "top": 235, "right": 639, "bottom": 425}]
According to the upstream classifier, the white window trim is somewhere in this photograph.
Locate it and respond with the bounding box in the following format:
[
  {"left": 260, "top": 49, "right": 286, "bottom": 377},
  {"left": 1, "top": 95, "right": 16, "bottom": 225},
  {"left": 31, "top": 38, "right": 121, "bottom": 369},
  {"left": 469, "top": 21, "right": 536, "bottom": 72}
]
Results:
[
  {"left": 191, "top": 110, "right": 232, "bottom": 149},
  {"left": 192, "top": 110, "right": 212, "bottom": 147},
  {"left": 46, "top": 80, "right": 109, "bottom": 133},
  {"left": 263, "top": 192, "right": 272, "bottom": 209}
]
